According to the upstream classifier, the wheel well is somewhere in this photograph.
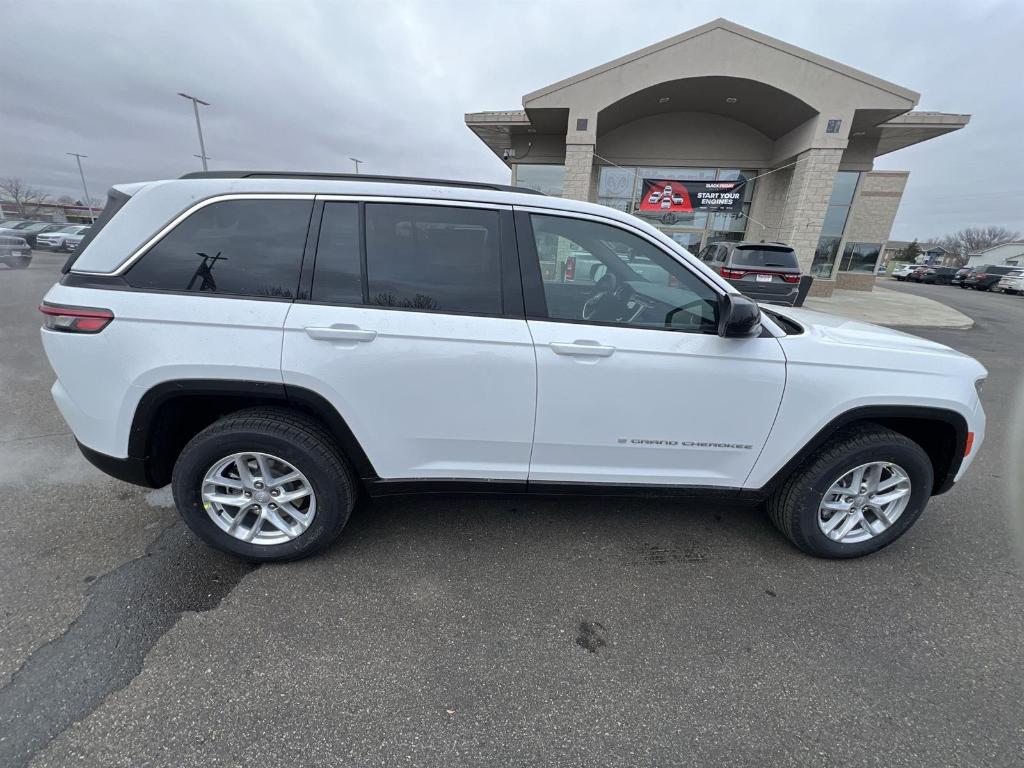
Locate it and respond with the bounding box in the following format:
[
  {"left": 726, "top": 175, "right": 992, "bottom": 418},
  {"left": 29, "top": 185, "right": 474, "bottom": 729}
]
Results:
[
  {"left": 130, "top": 382, "right": 376, "bottom": 487},
  {"left": 766, "top": 408, "right": 967, "bottom": 497},
  {"left": 864, "top": 417, "right": 960, "bottom": 494}
]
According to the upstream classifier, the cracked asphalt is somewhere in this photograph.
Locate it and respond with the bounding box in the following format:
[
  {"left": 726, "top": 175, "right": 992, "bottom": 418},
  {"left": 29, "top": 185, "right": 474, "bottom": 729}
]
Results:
[{"left": 1, "top": 255, "right": 1021, "bottom": 767}]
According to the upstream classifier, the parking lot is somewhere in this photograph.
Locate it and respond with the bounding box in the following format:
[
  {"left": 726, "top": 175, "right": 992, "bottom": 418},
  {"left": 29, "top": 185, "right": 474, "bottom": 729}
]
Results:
[{"left": 1, "top": 254, "right": 1021, "bottom": 766}]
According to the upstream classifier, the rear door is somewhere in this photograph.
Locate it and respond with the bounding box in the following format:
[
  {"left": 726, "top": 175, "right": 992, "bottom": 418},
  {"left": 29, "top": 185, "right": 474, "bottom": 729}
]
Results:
[
  {"left": 516, "top": 209, "right": 787, "bottom": 488},
  {"left": 281, "top": 199, "right": 536, "bottom": 483}
]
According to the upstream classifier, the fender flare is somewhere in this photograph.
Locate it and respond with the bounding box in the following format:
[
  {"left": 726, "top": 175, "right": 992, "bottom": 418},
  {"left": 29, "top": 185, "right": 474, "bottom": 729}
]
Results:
[
  {"left": 128, "top": 379, "right": 379, "bottom": 482},
  {"left": 760, "top": 405, "right": 968, "bottom": 496}
]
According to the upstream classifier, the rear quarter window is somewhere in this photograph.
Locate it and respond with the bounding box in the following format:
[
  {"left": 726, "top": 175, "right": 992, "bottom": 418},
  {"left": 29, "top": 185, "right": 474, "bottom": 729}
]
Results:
[
  {"left": 125, "top": 198, "right": 313, "bottom": 298},
  {"left": 729, "top": 247, "right": 799, "bottom": 269}
]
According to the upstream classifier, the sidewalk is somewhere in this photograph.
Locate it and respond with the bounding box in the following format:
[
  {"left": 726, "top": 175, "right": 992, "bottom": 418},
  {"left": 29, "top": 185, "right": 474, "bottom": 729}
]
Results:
[{"left": 804, "top": 286, "right": 974, "bottom": 329}]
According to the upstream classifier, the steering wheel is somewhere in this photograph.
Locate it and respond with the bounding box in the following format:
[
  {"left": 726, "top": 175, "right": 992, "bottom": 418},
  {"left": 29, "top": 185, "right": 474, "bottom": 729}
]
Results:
[{"left": 580, "top": 272, "right": 620, "bottom": 321}]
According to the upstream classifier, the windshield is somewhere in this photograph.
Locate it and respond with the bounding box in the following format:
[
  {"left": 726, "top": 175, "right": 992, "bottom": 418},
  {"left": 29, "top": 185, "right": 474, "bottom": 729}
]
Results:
[{"left": 730, "top": 247, "right": 799, "bottom": 269}]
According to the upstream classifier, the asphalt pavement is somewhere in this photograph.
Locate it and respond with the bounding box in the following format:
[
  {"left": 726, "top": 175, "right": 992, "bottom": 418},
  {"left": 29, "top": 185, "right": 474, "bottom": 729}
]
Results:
[{"left": 1, "top": 256, "right": 1021, "bottom": 767}]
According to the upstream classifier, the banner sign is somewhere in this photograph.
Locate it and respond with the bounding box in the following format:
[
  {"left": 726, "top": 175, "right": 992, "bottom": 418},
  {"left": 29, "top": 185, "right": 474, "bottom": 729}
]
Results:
[{"left": 637, "top": 178, "right": 744, "bottom": 214}]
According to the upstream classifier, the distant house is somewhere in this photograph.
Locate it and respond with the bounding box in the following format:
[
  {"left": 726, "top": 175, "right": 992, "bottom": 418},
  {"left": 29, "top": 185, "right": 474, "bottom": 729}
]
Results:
[
  {"left": 966, "top": 242, "right": 1024, "bottom": 269},
  {"left": 882, "top": 240, "right": 955, "bottom": 266}
]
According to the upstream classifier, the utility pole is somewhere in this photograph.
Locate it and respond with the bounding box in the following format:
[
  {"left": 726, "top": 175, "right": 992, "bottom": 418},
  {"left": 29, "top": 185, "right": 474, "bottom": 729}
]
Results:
[
  {"left": 349, "top": 157, "right": 364, "bottom": 174},
  {"left": 66, "top": 152, "right": 95, "bottom": 223},
  {"left": 178, "top": 92, "right": 210, "bottom": 170}
]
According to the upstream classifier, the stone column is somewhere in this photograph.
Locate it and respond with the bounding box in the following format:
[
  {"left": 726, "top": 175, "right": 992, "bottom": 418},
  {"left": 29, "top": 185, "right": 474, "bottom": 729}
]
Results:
[
  {"left": 561, "top": 110, "right": 598, "bottom": 202},
  {"left": 776, "top": 148, "right": 844, "bottom": 274}
]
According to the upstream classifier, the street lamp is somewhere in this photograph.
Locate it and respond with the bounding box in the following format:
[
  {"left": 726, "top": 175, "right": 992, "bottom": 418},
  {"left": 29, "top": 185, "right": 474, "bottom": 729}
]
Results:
[
  {"left": 65, "top": 152, "right": 95, "bottom": 223},
  {"left": 349, "top": 157, "right": 364, "bottom": 174},
  {"left": 178, "top": 92, "right": 210, "bottom": 171}
]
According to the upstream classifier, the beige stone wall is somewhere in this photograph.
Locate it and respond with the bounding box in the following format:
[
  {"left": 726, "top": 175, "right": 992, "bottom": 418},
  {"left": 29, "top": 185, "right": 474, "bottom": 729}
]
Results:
[
  {"left": 746, "top": 165, "right": 792, "bottom": 242},
  {"left": 842, "top": 171, "right": 908, "bottom": 245},
  {"left": 835, "top": 272, "right": 877, "bottom": 291},
  {"left": 775, "top": 148, "right": 844, "bottom": 272},
  {"left": 562, "top": 144, "right": 596, "bottom": 201}
]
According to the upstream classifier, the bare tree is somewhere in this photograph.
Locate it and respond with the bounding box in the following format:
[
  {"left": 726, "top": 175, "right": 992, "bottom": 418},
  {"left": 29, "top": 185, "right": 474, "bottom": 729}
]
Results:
[
  {"left": 0, "top": 177, "right": 52, "bottom": 218},
  {"left": 932, "top": 226, "right": 1023, "bottom": 258}
]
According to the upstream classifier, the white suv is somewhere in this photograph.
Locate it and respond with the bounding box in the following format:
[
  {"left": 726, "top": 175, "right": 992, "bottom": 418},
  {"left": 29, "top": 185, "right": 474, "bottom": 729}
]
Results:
[{"left": 41, "top": 172, "right": 987, "bottom": 562}]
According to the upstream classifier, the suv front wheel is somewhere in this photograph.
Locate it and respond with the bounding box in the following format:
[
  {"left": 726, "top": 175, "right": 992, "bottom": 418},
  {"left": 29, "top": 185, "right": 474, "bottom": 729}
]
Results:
[
  {"left": 172, "top": 408, "right": 357, "bottom": 562},
  {"left": 768, "top": 425, "right": 934, "bottom": 558}
]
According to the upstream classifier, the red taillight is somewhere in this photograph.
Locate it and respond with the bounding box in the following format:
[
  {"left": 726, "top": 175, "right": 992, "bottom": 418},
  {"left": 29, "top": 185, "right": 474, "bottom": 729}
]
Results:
[
  {"left": 964, "top": 431, "right": 975, "bottom": 456},
  {"left": 976, "top": 273, "right": 987, "bottom": 279},
  {"left": 39, "top": 303, "right": 113, "bottom": 334},
  {"left": 721, "top": 267, "right": 747, "bottom": 279},
  {"left": 780, "top": 274, "right": 801, "bottom": 284},
  {"left": 564, "top": 255, "right": 576, "bottom": 280}
]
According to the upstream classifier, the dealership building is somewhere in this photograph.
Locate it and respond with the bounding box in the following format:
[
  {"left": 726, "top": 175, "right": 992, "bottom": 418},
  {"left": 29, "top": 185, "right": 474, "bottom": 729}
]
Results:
[{"left": 466, "top": 18, "right": 968, "bottom": 296}]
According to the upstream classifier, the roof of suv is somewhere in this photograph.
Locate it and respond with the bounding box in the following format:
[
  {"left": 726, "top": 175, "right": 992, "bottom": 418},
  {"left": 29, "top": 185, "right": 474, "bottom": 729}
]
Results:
[
  {"left": 179, "top": 170, "right": 544, "bottom": 196},
  {"left": 730, "top": 240, "right": 795, "bottom": 250},
  {"left": 67, "top": 173, "right": 735, "bottom": 288}
]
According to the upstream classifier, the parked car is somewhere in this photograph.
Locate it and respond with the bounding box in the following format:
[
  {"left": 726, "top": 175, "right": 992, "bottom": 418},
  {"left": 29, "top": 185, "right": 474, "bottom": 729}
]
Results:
[
  {"left": 920, "top": 267, "right": 958, "bottom": 285},
  {"left": 963, "top": 265, "right": 1015, "bottom": 291},
  {"left": 891, "top": 265, "right": 916, "bottom": 281},
  {"left": 0, "top": 235, "right": 31, "bottom": 268},
  {"left": 995, "top": 268, "right": 1024, "bottom": 294},
  {"left": 0, "top": 221, "right": 60, "bottom": 248},
  {"left": 697, "top": 240, "right": 802, "bottom": 306},
  {"left": 64, "top": 232, "right": 88, "bottom": 252},
  {"left": 951, "top": 267, "right": 973, "bottom": 287},
  {"left": 907, "top": 266, "right": 930, "bottom": 282},
  {"left": 36, "top": 224, "right": 91, "bottom": 251},
  {"left": 42, "top": 171, "right": 986, "bottom": 563}
]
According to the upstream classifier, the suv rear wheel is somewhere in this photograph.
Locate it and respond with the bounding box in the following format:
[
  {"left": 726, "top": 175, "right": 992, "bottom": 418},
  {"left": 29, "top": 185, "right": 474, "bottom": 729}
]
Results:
[
  {"left": 768, "top": 425, "right": 933, "bottom": 558},
  {"left": 171, "top": 407, "right": 357, "bottom": 562}
]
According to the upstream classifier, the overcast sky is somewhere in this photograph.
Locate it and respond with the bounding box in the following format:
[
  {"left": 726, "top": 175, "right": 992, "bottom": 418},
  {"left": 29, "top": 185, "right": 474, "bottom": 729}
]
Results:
[{"left": 1, "top": 0, "right": 1021, "bottom": 239}]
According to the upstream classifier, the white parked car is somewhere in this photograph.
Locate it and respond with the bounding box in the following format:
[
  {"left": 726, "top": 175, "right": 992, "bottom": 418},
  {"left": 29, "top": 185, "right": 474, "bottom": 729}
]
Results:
[
  {"left": 891, "top": 264, "right": 916, "bottom": 281},
  {"left": 996, "top": 268, "right": 1024, "bottom": 295},
  {"left": 41, "top": 172, "right": 986, "bottom": 563},
  {"left": 36, "top": 224, "right": 91, "bottom": 251}
]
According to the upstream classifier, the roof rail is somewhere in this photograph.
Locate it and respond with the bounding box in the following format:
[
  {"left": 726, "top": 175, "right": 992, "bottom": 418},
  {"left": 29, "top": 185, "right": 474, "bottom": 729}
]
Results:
[{"left": 177, "top": 170, "right": 545, "bottom": 195}]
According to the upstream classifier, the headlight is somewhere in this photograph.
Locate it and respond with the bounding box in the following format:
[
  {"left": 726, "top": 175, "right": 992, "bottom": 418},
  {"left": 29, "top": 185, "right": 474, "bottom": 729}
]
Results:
[{"left": 975, "top": 377, "right": 986, "bottom": 395}]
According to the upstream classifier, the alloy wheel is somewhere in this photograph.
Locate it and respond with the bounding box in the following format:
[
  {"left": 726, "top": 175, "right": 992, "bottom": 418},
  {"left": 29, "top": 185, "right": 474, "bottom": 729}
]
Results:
[
  {"left": 817, "top": 461, "right": 912, "bottom": 544},
  {"left": 201, "top": 452, "right": 316, "bottom": 545}
]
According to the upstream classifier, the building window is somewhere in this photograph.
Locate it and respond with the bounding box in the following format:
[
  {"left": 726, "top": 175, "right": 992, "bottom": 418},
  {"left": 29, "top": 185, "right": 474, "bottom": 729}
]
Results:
[
  {"left": 839, "top": 242, "right": 882, "bottom": 273},
  {"left": 595, "top": 166, "right": 756, "bottom": 252},
  {"left": 810, "top": 171, "right": 860, "bottom": 278},
  {"left": 515, "top": 164, "right": 565, "bottom": 196},
  {"left": 811, "top": 236, "right": 842, "bottom": 278}
]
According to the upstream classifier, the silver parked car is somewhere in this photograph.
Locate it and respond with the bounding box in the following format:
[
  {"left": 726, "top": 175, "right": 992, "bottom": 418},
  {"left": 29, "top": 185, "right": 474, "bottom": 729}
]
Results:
[{"left": 0, "top": 235, "right": 32, "bottom": 269}]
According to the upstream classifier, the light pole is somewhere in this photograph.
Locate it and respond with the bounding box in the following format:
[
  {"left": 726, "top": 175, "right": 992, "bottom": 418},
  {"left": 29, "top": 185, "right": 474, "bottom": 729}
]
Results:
[
  {"left": 178, "top": 92, "right": 210, "bottom": 171},
  {"left": 66, "top": 152, "right": 95, "bottom": 223},
  {"left": 349, "top": 157, "right": 364, "bottom": 174}
]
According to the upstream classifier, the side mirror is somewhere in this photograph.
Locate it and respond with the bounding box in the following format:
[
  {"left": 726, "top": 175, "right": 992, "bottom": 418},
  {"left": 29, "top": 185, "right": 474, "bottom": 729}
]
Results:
[{"left": 717, "top": 293, "right": 762, "bottom": 338}]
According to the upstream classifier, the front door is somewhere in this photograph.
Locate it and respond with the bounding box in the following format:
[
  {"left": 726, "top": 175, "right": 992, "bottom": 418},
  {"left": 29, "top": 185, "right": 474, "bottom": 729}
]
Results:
[
  {"left": 516, "top": 209, "right": 787, "bottom": 488},
  {"left": 282, "top": 200, "right": 536, "bottom": 481}
]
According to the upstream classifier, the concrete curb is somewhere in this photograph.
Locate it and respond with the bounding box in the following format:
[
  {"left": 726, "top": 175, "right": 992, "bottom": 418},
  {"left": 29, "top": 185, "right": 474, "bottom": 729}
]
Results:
[{"left": 805, "top": 285, "right": 974, "bottom": 330}]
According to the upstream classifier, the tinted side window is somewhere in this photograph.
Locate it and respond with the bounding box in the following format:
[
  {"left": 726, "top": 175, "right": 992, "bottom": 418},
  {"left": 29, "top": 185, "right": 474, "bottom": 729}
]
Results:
[
  {"left": 311, "top": 202, "right": 361, "bottom": 304},
  {"left": 365, "top": 203, "right": 501, "bottom": 314},
  {"left": 529, "top": 214, "right": 719, "bottom": 333},
  {"left": 126, "top": 199, "right": 312, "bottom": 297}
]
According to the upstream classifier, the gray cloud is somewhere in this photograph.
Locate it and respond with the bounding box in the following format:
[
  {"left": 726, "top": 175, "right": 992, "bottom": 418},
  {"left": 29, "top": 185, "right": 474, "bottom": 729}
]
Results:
[{"left": 1, "top": 0, "right": 1020, "bottom": 240}]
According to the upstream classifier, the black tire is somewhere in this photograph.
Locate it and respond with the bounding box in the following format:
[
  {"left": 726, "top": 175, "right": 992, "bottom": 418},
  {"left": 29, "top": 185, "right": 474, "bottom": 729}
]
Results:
[
  {"left": 767, "top": 425, "right": 933, "bottom": 558},
  {"left": 171, "top": 407, "right": 357, "bottom": 562}
]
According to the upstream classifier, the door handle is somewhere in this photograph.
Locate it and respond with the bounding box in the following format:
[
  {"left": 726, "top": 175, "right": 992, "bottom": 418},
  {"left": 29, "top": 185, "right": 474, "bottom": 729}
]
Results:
[
  {"left": 304, "top": 325, "right": 377, "bottom": 343},
  {"left": 549, "top": 340, "right": 615, "bottom": 357}
]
